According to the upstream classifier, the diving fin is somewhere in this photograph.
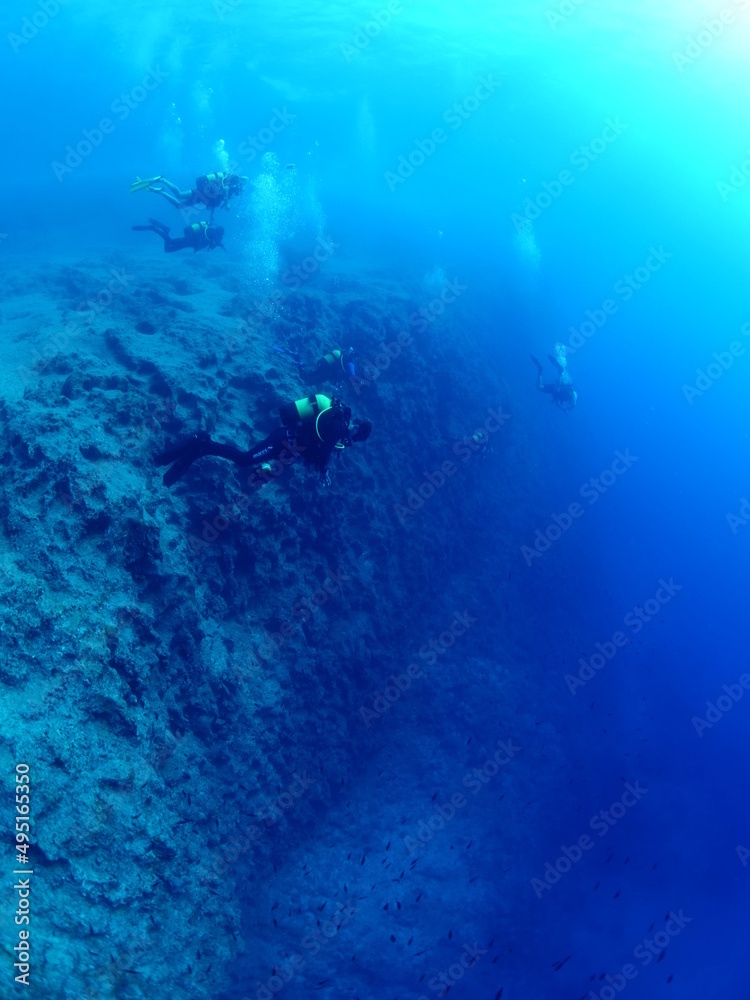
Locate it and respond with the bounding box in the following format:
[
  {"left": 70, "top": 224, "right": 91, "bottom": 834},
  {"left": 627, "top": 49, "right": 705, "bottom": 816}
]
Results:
[
  {"left": 156, "top": 432, "right": 210, "bottom": 487},
  {"left": 130, "top": 175, "right": 162, "bottom": 193},
  {"left": 162, "top": 452, "right": 198, "bottom": 488}
]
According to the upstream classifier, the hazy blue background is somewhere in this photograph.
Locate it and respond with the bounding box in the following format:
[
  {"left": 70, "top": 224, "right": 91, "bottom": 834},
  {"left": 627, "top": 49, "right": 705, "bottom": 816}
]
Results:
[{"left": 2, "top": 0, "right": 750, "bottom": 996}]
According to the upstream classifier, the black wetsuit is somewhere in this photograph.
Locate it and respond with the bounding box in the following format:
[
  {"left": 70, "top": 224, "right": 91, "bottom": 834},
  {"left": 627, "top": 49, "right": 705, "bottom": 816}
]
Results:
[
  {"left": 306, "top": 352, "right": 356, "bottom": 384},
  {"left": 532, "top": 353, "right": 577, "bottom": 411},
  {"left": 156, "top": 404, "right": 352, "bottom": 487},
  {"left": 132, "top": 218, "right": 224, "bottom": 253}
]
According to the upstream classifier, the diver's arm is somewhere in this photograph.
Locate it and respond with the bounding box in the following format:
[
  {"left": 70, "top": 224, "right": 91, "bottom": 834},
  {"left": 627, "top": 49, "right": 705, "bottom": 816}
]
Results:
[{"left": 315, "top": 415, "right": 348, "bottom": 473}]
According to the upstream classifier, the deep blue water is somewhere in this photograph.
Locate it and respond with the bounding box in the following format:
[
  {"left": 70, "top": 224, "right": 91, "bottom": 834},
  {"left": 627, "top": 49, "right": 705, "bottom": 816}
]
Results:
[{"left": 2, "top": 0, "right": 750, "bottom": 997}]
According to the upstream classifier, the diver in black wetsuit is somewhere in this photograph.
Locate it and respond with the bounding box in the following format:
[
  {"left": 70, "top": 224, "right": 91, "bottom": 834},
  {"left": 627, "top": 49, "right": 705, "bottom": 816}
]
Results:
[
  {"left": 273, "top": 345, "right": 359, "bottom": 387},
  {"left": 305, "top": 347, "right": 358, "bottom": 385},
  {"left": 531, "top": 343, "right": 578, "bottom": 411},
  {"left": 155, "top": 394, "right": 372, "bottom": 488},
  {"left": 132, "top": 218, "right": 226, "bottom": 253}
]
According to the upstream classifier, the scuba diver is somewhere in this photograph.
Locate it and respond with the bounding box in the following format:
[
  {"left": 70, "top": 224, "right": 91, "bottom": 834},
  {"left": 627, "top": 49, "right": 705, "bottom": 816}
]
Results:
[
  {"left": 470, "top": 429, "right": 493, "bottom": 459},
  {"left": 132, "top": 218, "right": 226, "bottom": 253},
  {"left": 130, "top": 171, "right": 248, "bottom": 217},
  {"left": 273, "top": 345, "right": 358, "bottom": 386},
  {"left": 305, "top": 347, "right": 357, "bottom": 384},
  {"left": 531, "top": 343, "right": 578, "bottom": 411},
  {"left": 155, "top": 394, "right": 372, "bottom": 488}
]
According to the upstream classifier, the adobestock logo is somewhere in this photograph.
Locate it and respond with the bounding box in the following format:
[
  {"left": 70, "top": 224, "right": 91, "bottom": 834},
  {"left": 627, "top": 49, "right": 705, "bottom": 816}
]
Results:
[
  {"left": 584, "top": 911, "right": 692, "bottom": 1000},
  {"left": 530, "top": 781, "right": 647, "bottom": 898},
  {"left": 51, "top": 67, "right": 169, "bottom": 182},
  {"left": 726, "top": 494, "right": 750, "bottom": 534},
  {"left": 521, "top": 450, "right": 638, "bottom": 566},
  {"left": 8, "top": 0, "right": 69, "bottom": 54},
  {"left": 682, "top": 322, "right": 749, "bottom": 403},
  {"left": 359, "top": 610, "right": 476, "bottom": 727},
  {"left": 692, "top": 673, "right": 750, "bottom": 736},
  {"left": 417, "top": 942, "right": 487, "bottom": 1000},
  {"left": 394, "top": 405, "right": 509, "bottom": 525},
  {"left": 565, "top": 579, "right": 681, "bottom": 694},
  {"left": 402, "top": 738, "right": 521, "bottom": 855},
  {"left": 566, "top": 247, "right": 671, "bottom": 355},
  {"left": 384, "top": 77, "right": 499, "bottom": 192},
  {"left": 511, "top": 118, "right": 627, "bottom": 234},
  {"left": 672, "top": 0, "right": 748, "bottom": 72},
  {"left": 546, "top": 0, "right": 587, "bottom": 30},
  {"left": 340, "top": 0, "right": 406, "bottom": 61}
]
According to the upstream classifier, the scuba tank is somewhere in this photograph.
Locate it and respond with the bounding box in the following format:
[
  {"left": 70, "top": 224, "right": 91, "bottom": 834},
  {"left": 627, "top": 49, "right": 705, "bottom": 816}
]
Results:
[{"left": 281, "top": 395, "right": 349, "bottom": 445}]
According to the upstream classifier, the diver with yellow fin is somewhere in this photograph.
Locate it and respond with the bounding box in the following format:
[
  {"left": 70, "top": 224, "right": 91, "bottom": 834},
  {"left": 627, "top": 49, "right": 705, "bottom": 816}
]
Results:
[
  {"left": 155, "top": 394, "right": 372, "bottom": 488},
  {"left": 130, "top": 171, "right": 247, "bottom": 217}
]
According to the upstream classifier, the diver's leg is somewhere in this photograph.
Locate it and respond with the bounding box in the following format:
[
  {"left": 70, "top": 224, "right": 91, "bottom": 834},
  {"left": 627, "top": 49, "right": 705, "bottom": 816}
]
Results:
[
  {"left": 155, "top": 432, "right": 211, "bottom": 487},
  {"left": 206, "top": 428, "right": 288, "bottom": 466},
  {"left": 548, "top": 354, "right": 564, "bottom": 374},
  {"left": 152, "top": 189, "right": 184, "bottom": 209},
  {"left": 530, "top": 354, "right": 544, "bottom": 390},
  {"left": 164, "top": 236, "right": 191, "bottom": 253},
  {"left": 156, "top": 432, "right": 273, "bottom": 486},
  {"left": 158, "top": 178, "right": 191, "bottom": 197}
]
